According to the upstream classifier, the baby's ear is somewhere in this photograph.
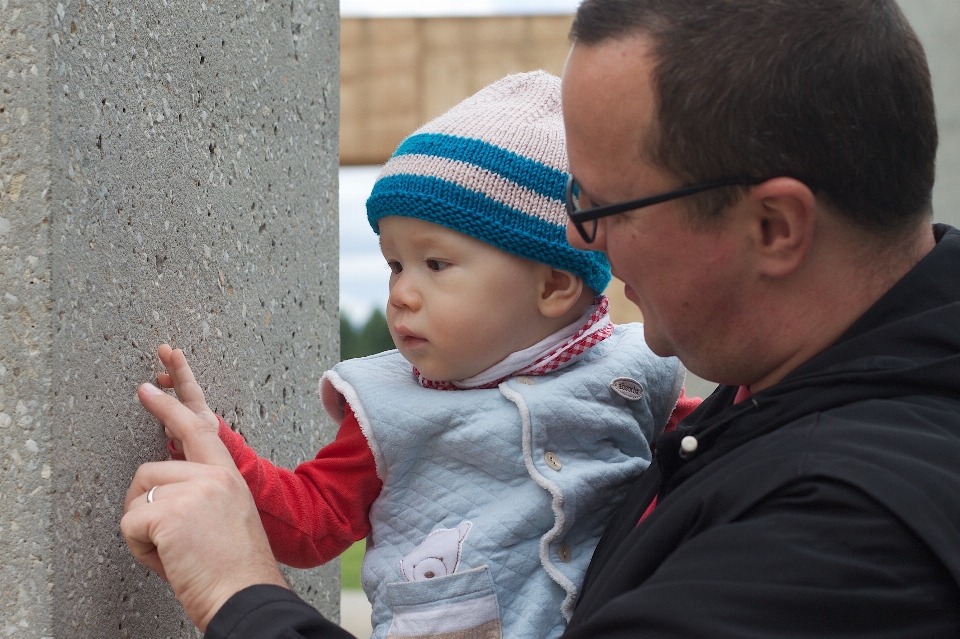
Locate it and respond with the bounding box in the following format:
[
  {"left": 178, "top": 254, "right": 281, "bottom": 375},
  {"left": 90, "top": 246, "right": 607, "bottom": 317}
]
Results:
[{"left": 537, "top": 267, "right": 585, "bottom": 318}]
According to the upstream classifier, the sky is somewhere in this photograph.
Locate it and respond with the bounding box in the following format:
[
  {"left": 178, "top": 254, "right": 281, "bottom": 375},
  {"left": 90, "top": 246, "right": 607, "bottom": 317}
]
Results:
[
  {"left": 338, "top": 1, "right": 580, "bottom": 325},
  {"left": 339, "top": 166, "right": 388, "bottom": 326}
]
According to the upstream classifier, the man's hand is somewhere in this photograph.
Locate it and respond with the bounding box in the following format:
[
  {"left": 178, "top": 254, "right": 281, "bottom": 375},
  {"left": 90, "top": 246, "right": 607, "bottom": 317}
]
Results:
[{"left": 121, "top": 383, "right": 287, "bottom": 631}]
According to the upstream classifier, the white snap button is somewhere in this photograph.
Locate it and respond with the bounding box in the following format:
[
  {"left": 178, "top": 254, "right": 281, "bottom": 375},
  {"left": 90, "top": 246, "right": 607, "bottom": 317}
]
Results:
[
  {"left": 558, "top": 543, "right": 571, "bottom": 563},
  {"left": 610, "top": 377, "right": 643, "bottom": 400},
  {"left": 544, "top": 452, "right": 562, "bottom": 471},
  {"left": 680, "top": 435, "right": 699, "bottom": 458},
  {"left": 516, "top": 376, "right": 535, "bottom": 385}
]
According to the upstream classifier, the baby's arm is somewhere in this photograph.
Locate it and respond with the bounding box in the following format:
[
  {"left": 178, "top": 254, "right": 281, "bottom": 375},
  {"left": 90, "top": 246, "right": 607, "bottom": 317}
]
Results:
[
  {"left": 156, "top": 346, "right": 382, "bottom": 568},
  {"left": 217, "top": 408, "right": 381, "bottom": 567}
]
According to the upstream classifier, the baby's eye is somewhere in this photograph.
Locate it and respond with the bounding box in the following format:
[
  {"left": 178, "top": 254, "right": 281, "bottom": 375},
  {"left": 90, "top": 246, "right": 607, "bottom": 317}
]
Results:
[
  {"left": 387, "top": 261, "right": 402, "bottom": 275},
  {"left": 425, "top": 259, "right": 449, "bottom": 272}
]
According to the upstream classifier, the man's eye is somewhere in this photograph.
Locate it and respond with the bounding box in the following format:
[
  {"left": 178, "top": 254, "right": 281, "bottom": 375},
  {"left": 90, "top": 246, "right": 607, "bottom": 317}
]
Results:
[
  {"left": 387, "top": 261, "right": 402, "bottom": 274},
  {"left": 425, "top": 259, "right": 449, "bottom": 272}
]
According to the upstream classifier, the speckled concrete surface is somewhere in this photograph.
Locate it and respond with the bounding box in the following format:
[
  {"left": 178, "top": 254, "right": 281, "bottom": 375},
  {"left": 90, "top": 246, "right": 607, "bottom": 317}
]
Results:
[{"left": 1, "top": 0, "right": 339, "bottom": 636}]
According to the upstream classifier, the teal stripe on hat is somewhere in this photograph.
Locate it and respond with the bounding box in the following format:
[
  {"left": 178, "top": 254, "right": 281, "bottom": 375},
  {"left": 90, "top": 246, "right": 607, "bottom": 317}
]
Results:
[
  {"left": 368, "top": 174, "right": 612, "bottom": 294},
  {"left": 393, "top": 133, "right": 567, "bottom": 203}
]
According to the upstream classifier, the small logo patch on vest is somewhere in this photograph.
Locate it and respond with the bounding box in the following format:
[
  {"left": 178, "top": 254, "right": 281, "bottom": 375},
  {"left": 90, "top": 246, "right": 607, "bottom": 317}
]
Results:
[
  {"left": 610, "top": 377, "right": 643, "bottom": 400},
  {"left": 400, "top": 521, "right": 473, "bottom": 582}
]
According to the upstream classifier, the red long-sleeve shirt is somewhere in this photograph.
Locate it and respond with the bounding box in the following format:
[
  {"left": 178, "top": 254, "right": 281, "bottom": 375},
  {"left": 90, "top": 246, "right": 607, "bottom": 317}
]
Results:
[{"left": 197, "top": 389, "right": 701, "bottom": 568}]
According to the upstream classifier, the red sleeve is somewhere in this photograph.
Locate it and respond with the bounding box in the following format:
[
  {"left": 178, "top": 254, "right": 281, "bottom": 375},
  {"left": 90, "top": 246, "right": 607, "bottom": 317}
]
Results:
[
  {"left": 663, "top": 387, "right": 702, "bottom": 434},
  {"left": 218, "top": 406, "right": 382, "bottom": 568}
]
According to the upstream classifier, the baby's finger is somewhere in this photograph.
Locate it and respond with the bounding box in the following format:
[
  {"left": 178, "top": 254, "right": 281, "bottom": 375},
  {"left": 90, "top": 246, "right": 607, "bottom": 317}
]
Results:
[
  {"left": 166, "top": 349, "right": 208, "bottom": 406},
  {"left": 164, "top": 428, "right": 185, "bottom": 454},
  {"left": 163, "top": 426, "right": 185, "bottom": 454},
  {"left": 155, "top": 344, "right": 218, "bottom": 430},
  {"left": 137, "top": 385, "right": 232, "bottom": 467},
  {"left": 158, "top": 343, "right": 175, "bottom": 367}
]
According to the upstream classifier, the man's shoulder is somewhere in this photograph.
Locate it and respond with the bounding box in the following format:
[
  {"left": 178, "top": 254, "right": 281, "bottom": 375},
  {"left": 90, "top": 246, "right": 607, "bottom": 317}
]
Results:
[
  {"left": 698, "top": 394, "right": 960, "bottom": 583},
  {"left": 725, "top": 394, "right": 960, "bottom": 489},
  {"left": 665, "top": 393, "right": 960, "bottom": 531}
]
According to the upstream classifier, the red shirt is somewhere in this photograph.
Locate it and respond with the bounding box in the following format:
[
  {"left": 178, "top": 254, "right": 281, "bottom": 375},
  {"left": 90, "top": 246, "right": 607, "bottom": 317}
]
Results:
[{"left": 186, "top": 389, "right": 702, "bottom": 567}]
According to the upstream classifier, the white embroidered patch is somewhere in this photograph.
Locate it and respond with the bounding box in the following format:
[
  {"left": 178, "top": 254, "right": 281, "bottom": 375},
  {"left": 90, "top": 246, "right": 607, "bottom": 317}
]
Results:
[
  {"left": 400, "top": 521, "right": 473, "bottom": 582},
  {"left": 610, "top": 377, "right": 644, "bottom": 401}
]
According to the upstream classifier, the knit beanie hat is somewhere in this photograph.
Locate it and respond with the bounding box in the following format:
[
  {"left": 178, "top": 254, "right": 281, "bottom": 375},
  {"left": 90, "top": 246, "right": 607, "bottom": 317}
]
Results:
[{"left": 366, "top": 71, "right": 612, "bottom": 294}]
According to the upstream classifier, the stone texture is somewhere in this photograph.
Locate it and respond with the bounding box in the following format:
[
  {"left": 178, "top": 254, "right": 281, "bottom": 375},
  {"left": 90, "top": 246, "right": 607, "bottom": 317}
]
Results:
[{"left": 0, "top": 0, "right": 340, "bottom": 636}]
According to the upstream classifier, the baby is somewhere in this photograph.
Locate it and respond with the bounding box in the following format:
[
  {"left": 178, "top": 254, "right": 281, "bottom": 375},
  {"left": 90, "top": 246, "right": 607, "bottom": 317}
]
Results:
[{"left": 157, "top": 72, "right": 688, "bottom": 639}]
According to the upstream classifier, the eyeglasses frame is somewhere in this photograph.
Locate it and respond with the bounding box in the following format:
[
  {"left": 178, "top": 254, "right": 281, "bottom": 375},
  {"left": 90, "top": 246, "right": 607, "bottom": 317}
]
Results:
[{"left": 565, "top": 174, "right": 765, "bottom": 243}]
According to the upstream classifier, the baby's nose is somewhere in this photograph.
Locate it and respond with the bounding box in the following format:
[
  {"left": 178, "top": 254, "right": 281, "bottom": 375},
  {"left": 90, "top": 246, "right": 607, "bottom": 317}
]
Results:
[{"left": 388, "top": 274, "right": 421, "bottom": 310}]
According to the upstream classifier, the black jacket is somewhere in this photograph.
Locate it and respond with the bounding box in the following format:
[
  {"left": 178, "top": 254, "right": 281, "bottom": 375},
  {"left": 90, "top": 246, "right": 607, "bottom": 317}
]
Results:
[{"left": 207, "top": 225, "right": 960, "bottom": 639}]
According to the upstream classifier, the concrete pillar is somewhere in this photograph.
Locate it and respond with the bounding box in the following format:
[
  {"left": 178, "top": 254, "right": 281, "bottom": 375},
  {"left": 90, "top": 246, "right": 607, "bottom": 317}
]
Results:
[{"left": 0, "top": 0, "right": 340, "bottom": 636}]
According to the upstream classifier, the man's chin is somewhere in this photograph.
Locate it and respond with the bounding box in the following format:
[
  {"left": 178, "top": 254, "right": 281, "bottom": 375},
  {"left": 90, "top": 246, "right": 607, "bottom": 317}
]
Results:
[
  {"left": 641, "top": 326, "right": 677, "bottom": 359},
  {"left": 622, "top": 281, "right": 641, "bottom": 306}
]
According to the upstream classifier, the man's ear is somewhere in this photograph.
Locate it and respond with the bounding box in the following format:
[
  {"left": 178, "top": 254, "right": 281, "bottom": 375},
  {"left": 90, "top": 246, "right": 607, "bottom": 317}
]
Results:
[
  {"left": 745, "top": 178, "right": 817, "bottom": 278},
  {"left": 537, "top": 267, "right": 585, "bottom": 318}
]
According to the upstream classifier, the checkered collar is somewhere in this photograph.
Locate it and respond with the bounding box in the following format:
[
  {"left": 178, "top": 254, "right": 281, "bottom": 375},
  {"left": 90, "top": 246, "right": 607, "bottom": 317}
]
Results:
[{"left": 414, "top": 296, "right": 614, "bottom": 391}]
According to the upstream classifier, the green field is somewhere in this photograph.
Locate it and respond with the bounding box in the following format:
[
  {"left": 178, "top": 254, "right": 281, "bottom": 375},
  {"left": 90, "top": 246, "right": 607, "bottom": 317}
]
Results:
[{"left": 341, "top": 540, "right": 365, "bottom": 590}]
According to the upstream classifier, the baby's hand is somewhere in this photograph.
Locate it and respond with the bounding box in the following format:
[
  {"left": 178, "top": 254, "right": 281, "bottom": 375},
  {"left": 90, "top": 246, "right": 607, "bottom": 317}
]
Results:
[{"left": 156, "top": 344, "right": 220, "bottom": 452}]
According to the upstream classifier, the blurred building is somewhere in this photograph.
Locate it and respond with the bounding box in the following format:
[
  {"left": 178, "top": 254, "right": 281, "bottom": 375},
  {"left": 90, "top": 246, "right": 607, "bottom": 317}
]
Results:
[{"left": 341, "top": 15, "right": 575, "bottom": 165}]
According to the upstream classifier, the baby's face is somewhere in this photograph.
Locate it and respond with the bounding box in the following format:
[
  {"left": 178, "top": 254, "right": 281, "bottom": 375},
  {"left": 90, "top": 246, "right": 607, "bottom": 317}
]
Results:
[{"left": 378, "top": 216, "right": 551, "bottom": 382}]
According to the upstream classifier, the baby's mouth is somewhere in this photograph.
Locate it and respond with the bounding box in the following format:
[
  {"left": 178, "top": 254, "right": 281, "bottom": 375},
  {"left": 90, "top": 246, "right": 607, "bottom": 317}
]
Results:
[{"left": 395, "top": 327, "right": 427, "bottom": 348}]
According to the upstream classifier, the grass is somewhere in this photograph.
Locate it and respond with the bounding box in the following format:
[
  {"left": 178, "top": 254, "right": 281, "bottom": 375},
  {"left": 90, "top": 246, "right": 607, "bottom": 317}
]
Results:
[{"left": 341, "top": 540, "right": 365, "bottom": 590}]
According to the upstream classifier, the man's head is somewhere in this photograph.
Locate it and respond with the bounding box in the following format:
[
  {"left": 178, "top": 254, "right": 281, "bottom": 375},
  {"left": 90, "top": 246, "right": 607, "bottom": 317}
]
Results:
[
  {"left": 562, "top": 0, "right": 938, "bottom": 389},
  {"left": 367, "top": 72, "right": 603, "bottom": 381},
  {"left": 569, "top": 0, "right": 937, "bottom": 236}
]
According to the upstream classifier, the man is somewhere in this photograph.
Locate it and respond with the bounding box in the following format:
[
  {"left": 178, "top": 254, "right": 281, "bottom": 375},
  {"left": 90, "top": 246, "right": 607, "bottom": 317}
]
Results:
[{"left": 122, "top": 0, "right": 960, "bottom": 636}]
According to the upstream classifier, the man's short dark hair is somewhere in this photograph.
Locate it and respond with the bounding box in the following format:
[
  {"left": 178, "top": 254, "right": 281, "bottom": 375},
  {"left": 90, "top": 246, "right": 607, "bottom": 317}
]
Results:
[{"left": 571, "top": 0, "right": 938, "bottom": 235}]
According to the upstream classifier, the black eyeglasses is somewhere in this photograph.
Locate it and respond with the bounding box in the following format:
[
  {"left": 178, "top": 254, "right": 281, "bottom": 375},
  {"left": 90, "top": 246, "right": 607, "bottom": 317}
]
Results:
[{"left": 565, "top": 174, "right": 764, "bottom": 243}]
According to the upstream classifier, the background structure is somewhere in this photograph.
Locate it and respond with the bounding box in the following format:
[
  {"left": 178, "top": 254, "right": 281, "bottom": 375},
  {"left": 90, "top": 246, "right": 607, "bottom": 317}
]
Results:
[
  {"left": 0, "top": 0, "right": 340, "bottom": 636},
  {"left": 340, "top": 15, "right": 573, "bottom": 165},
  {"left": 339, "top": 8, "right": 959, "bottom": 227},
  {"left": 338, "top": 6, "right": 960, "bottom": 399}
]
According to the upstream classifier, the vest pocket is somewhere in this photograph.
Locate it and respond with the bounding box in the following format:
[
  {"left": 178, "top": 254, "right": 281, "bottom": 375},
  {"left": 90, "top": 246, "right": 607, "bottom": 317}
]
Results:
[{"left": 384, "top": 565, "right": 502, "bottom": 639}]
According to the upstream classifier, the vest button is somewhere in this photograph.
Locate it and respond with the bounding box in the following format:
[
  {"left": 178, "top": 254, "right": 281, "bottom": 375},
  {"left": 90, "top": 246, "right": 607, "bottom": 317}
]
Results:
[
  {"left": 516, "top": 376, "right": 536, "bottom": 385},
  {"left": 544, "top": 451, "right": 562, "bottom": 471},
  {"left": 558, "top": 543, "right": 571, "bottom": 563}
]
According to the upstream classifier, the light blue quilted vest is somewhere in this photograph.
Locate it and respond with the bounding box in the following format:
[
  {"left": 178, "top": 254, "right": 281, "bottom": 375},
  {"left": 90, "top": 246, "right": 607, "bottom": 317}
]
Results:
[{"left": 321, "top": 324, "right": 683, "bottom": 639}]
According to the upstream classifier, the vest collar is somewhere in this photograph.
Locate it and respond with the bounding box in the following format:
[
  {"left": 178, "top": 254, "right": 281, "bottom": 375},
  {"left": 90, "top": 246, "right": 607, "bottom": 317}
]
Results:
[{"left": 415, "top": 296, "right": 613, "bottom": 391}]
